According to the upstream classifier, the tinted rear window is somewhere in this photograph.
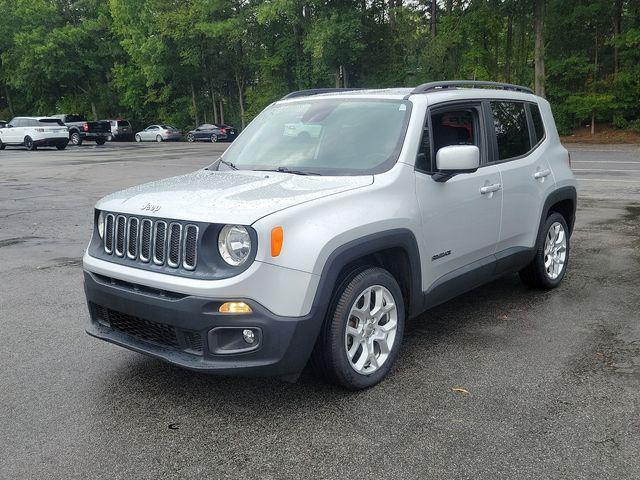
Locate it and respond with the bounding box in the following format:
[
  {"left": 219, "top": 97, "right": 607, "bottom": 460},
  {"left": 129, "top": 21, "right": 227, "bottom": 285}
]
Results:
[
  {"left": 38, "top": 119, "right": 64, "bottom": 126},
  {"left": 491, "top": 101, "right": 531, "bottom": 161},
  {"left": 530, "top": 104, "right": 545, "bottom": 144},
  {"left": 65, "top": 114, "right": 86, "bottom": 122},
  {"left": 117, "top": 120, "right": 130, "bottom": 127}
]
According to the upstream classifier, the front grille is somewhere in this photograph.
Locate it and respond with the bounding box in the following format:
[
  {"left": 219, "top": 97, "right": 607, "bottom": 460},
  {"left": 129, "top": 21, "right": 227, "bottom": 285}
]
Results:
[
  {"left": 92, "top": 303, "right": 203, "bottom": 355},
  {"left": 103, "top": 213, "right": 198, "bottom": 271}
]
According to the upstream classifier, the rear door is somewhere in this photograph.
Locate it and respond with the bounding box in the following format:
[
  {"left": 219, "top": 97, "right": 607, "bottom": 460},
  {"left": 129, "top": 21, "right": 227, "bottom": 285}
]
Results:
[
  {"left": 415, "top": 102, "right": 503, "bottom": 296},
  {"left": 488, "top": 101, "right": 556, "bottom": 256}
]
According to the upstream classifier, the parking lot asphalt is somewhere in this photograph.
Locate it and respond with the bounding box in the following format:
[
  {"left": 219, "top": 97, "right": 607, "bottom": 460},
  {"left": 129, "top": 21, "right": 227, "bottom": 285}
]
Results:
[{"left": 1, "top": 142, "right": 639, "bottom": 479}]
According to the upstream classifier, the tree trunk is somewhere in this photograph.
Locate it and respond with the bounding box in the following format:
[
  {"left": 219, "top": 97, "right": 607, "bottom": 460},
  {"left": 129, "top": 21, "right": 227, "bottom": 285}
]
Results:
[
  {"left": 431, "top": 0, "right": 437, "bottom": 37},
  {"left": 90, "top": 101, "right": 98, "bottom": 121},
  {"left": 505, "top": 13, "right": 513, "bottom": 82},
  {"left": 591, "top": 110, "right": 595, "bottom": 135},
  {"left": 210, "top": 80, "right": 218, "bottom": 124},
  {"left": 534, "top": 0, "right": 545, "bottom": 97},
  {"left": 612, "top": 0, "right": 622, "bottom": 78},
  {"left": 190, "top": 83, "right": 199, "bottom": 126},
  {"left": 235, "top": 72, "right": 245, "bottom": 129},
  {"left": 219, "top": 99, "right": 224, "bottom": 124},
  {"left": 4, "top": 85, "right": 14, "bottom": 117}
]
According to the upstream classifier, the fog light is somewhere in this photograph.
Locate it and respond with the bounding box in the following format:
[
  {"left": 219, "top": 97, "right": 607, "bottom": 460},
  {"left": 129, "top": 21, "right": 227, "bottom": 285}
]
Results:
[
  {"left": 242, "top": 329, "right": 256, "bottom": 344},
  {"left": 219, "top": 302, "right": 252, "bottom": 314}
]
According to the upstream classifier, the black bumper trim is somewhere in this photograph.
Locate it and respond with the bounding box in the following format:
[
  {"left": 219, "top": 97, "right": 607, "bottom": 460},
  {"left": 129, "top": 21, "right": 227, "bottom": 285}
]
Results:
[{"left": 84, "top": 271, "right": 322, "bottom": 377}]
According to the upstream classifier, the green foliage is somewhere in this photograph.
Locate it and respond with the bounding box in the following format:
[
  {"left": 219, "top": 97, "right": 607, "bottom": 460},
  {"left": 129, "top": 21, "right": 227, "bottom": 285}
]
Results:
[{"left": 1, "top": 0, "right": 640, "bottom": 134}]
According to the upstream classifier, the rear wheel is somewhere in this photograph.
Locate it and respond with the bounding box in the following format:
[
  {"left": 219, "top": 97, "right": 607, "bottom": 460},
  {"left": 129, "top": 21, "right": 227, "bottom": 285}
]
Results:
[
  {"left": 156, "top": 135, "right": 163, "bottom": 142},
  {"left": 210, "top": 133, "right": 218, "bottom": 143},
  {"left": 0, "top": 139, "right": 5, "bottom": 150},
  {"left": 519, "top": 212, "right": 569, "bottom": 289},
  {"left": 24, "top": 136, "right": 36, "bottom": 151},
  {"left": 95, "top": 138, "right": 106, "bottom": 146},
  {"left": 56, "top": 141, "right": 68, "bottom": 150},
  {"left": 70, "top": 131, "right": 82, "bottom": 146},
  {"left": 135, "top": 134, "right": 141, "bottom": 142},
  {"left": 311, "top": 267, "right": 405, "bottom": 390}
]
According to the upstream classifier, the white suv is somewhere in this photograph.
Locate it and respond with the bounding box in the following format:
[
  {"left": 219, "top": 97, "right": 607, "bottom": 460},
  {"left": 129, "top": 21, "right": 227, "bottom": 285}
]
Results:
[
  {"left": 83, "top": 81, "right": 576, "bottom": 389},
  {"left": 0, "top": 117, "right": 69, "bottom": 150}
]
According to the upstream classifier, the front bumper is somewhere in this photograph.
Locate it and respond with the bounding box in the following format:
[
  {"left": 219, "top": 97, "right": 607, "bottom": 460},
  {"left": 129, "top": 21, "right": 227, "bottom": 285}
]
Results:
[{"left": 84, "top": 271, "right": 322, "bottom": 377}]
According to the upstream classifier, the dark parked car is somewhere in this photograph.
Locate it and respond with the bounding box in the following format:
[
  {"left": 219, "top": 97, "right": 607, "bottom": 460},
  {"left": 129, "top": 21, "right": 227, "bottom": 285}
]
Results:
[
  {"left": 186, "top": 123, "right": 237, "bottom": 143},
  {"left": 52, "top": 114, "right": 111, "bottom": 146},
  {"left": 104, "top": 119, "right": 134, "bottom": 141}
]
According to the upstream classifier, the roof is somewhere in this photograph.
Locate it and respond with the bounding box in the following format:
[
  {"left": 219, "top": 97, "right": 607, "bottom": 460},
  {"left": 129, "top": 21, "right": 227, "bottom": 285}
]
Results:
[{"left": 279, "top": 81, "right": 537, "bottom": 103}]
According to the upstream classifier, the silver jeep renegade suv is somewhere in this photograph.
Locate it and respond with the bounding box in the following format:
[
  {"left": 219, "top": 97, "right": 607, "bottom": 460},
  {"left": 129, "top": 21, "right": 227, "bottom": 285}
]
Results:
[{"left": 84, "top": 81, "right": 576, "bottom": 390}]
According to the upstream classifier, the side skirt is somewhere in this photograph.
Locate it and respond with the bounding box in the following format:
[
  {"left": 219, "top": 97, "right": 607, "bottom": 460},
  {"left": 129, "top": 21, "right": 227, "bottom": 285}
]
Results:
[{"left": 421, "top": 246, "right": 535, "bottom": 311}]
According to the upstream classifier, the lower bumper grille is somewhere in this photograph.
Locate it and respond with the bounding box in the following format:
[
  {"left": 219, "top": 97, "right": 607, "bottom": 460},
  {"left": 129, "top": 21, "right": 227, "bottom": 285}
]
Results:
[{"left": 91, "top": 303, "right": 203, "bottom": 355}]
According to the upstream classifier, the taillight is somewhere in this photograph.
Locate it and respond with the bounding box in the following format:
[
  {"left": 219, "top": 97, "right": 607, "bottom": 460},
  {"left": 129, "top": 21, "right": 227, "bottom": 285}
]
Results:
[
  {"left": 220, "top": 128, "right": 227, "bottom": 133},
  {"left": 82, "top": 122, "right": 89, "bottom": 132}
]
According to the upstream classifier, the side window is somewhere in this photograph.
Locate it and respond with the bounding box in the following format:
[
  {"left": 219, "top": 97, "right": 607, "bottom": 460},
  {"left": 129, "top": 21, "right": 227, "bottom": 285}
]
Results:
[
  {"left": 530, "top": 103, "right": 545, "bottom": 144},
  {"left": 491, "top": 101, "right": 531, "bottom": 161}
]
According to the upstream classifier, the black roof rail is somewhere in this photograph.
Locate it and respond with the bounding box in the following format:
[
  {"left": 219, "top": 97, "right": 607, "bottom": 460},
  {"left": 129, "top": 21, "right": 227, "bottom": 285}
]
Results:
[
  {"left": 280, "top": 88, "right": 366, "bottom": 100},
  {"left": 410, "top": 80, "right": 534, "bottom": 95}
]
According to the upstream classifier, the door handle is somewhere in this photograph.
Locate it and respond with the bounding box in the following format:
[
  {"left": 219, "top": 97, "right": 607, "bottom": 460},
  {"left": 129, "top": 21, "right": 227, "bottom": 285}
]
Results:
[
  {"left": 533, "top": 168, "right": 551, "bottom": 179},
  {"left": 480, "top": 183, "right": 502, "bottom": 194}
]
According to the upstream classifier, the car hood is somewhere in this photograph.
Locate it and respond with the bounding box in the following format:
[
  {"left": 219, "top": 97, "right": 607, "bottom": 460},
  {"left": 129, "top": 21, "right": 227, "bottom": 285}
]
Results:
[{"left": 95, "top": 169, "right": 373, "bottom": 224}]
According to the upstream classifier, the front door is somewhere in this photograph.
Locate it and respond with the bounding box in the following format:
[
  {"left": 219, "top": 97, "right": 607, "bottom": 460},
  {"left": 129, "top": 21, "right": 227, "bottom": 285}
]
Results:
[{"left": 414, "top": 103, "right": 503, "bottom": 298}]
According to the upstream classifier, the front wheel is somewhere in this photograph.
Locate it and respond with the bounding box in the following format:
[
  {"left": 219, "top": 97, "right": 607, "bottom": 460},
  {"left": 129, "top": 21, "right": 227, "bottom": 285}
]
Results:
[
  {"left": 0, "top": 140, "right": 5, "bottom": 150},
  {"left": 519, "top": 212, "right": 570, "bottom": 289},
  {"left": 311, "top": 267, "right": 405, "bottom": 390},
  {"left": 70, "top": 131, "right": 82, "bottom": 146},
  {"left": 210, "top": 134, "right": 218, "bottom": 143},
  {"left": 187, "top": 133, "right": 195, "bottom": 142}
]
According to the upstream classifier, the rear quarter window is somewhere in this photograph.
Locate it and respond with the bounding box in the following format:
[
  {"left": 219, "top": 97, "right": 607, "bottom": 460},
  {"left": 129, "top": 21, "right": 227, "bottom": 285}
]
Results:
[
  {"left": 490, "top": 101, "right": 531, "bottom": 161},
  {"left": 530, "top": 104, "right": 545, "bottom": 144}
]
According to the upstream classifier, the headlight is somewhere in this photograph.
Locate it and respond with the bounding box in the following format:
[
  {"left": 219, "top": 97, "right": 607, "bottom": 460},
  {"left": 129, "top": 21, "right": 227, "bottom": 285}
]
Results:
[
  {"left": 218, "top": 225, "right": 252, "bottom": 266},
  {"left": 97, "top": 211, "right": 105, "bottom": 239}
]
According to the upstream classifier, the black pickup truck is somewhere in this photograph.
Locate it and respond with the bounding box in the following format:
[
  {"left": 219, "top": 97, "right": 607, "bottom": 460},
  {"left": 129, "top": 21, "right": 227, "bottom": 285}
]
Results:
[{"left": 52, "top": 114, "right": 111, "bottom": 146}]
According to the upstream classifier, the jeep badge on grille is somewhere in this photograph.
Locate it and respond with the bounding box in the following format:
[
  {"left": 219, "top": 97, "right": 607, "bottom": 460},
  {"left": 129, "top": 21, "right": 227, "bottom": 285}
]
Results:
[{"left": 141, "top": 203, "right": 161, "bottom": 213}]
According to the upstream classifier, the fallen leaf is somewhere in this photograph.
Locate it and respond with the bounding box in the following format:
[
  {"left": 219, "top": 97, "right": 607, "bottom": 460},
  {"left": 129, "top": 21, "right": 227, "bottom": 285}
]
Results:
[
  {"left": 452, "top": 387, "right": 470, "bottom": 395},
  {"left": 498, "top": 315, "right": 508, "bottom": 321}
]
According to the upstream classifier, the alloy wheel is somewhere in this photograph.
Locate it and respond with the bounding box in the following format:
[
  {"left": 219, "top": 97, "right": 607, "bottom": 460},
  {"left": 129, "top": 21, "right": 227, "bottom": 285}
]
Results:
[
  {"left": 544, "top": 221, "right": 567, "bottom": 280},
  {"left": 344, "top": 285, "right": 398, "bottom": 374}
]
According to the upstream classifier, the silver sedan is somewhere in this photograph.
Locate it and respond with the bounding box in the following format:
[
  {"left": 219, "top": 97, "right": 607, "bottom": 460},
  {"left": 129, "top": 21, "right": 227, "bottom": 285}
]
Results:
[{"left": 134, "top": 124, "right": 182, "bottom": 142}]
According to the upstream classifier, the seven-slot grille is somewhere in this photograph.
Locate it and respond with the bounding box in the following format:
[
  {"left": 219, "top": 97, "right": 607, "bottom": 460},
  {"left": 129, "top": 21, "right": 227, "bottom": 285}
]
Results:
[{"left": 103, "top": 213, "right": 198, "bottom": 270}]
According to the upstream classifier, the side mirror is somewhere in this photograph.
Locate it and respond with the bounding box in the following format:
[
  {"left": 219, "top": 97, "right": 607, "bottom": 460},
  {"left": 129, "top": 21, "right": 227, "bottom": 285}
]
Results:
[{"left": 433, "top": 145, "right": 480, "bottom": 182}]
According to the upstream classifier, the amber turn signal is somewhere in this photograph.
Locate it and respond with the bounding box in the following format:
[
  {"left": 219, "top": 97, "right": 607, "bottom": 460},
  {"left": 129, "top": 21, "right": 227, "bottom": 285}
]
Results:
[
  {"left": 219, "top": 302, "right": 252, "bottom": 314},
  {"left": 271, "top": 226, "right": 284, "bottom": 257}
]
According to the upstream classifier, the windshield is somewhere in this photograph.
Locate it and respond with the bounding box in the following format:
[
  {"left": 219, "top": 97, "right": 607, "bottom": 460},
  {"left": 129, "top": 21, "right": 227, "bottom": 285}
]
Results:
[{"left": 220, "top": 98, "right": 411, "bottom": 175}]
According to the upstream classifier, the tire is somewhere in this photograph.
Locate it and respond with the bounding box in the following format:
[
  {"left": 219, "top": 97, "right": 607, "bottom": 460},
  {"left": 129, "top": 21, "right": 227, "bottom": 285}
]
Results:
[
  {"left": 187, "top": 133, "right": 195, "bottom": 142},
  {"left": 156, "top": 135, "right": 163, "bottom": 142},
  {"left": 519, "top": 212, "right": 570, "bottom": 289},
  {"left": 311, "top": 267, "right": 405, "bottom": 390},
  {"left": 95, "top": 138, "right": 106, "bottom": 146},
  {"left": 135, "top": 134, "right": 141, "bottom": 143},
  {"left": 70, "top": 131, "right": 82, "bottom": 146},
  {"left": 210, "top": 134, "right": 218, "bottom": 143},
  {"left": 107, "top": 134, "right": 113, "bottom": 141},
  {"left": 24, "top": 136, "right": 37, "bottom": 151},
  {"left": 56, "top": 141, "right": 68, "bottom": 150},
  {"left": 0, "top": 140, "right": 5, "bottom": 150}
]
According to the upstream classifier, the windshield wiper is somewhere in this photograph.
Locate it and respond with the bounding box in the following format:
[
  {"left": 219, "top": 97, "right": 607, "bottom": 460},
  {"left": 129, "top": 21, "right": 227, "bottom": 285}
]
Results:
[
  {"left": 217, "top": 158, "right": 238, "bottom": 170},
  {"left": 257, "top": 166, "right": 321, "bottom": 176}
]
